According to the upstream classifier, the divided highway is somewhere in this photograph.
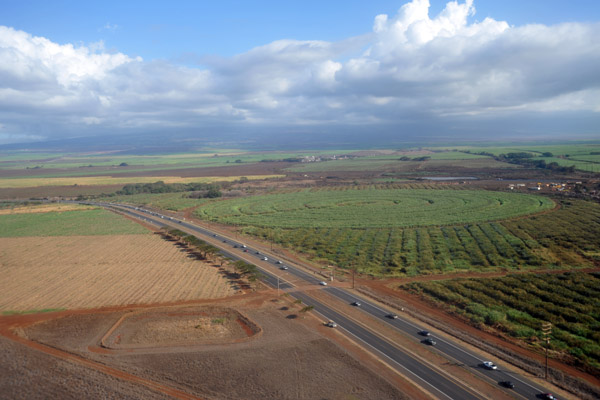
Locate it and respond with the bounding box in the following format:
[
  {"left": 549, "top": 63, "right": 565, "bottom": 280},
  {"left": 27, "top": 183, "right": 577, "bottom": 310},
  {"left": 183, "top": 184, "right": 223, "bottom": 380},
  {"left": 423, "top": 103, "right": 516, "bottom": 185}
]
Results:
[{"left": 98, "top": 202, "right": 557, "bottom": 400}]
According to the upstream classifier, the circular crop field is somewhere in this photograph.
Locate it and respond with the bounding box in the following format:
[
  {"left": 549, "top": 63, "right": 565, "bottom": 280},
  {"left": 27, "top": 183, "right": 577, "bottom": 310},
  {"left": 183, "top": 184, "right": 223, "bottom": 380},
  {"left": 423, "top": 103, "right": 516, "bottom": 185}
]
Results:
[{"left": 196, "top": 188, "right": 555, "bottom": 228}]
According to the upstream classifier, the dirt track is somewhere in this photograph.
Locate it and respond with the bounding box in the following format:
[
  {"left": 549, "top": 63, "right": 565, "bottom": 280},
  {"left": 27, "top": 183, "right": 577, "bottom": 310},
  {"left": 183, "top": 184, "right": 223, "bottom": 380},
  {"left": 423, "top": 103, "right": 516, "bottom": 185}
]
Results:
[{"left": 0, "top": 293, "right": 415, "bottom": 400}]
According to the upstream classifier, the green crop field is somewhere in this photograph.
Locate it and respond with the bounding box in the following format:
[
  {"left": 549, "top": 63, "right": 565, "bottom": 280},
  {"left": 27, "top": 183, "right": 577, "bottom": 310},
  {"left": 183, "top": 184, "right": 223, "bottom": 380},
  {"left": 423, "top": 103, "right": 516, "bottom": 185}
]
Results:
[
  {"left": 195, "top": 187, "right": 554, "bottom": 228},
  {"left": 0, "top": 208, "right": 149, "bottom": 237},
  {"left": 404, "top": 272, "right": 600, "bottom": 370},
  {"left": 233, "top": 195, "right": 597, "bottom": 276}
]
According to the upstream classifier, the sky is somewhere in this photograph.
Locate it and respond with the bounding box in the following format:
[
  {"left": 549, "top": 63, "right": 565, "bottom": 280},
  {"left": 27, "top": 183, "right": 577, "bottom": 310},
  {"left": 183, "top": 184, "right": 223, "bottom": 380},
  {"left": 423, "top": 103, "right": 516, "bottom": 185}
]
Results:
[{"left": 1, "top": 0, "right": 599, "bottom": 146}]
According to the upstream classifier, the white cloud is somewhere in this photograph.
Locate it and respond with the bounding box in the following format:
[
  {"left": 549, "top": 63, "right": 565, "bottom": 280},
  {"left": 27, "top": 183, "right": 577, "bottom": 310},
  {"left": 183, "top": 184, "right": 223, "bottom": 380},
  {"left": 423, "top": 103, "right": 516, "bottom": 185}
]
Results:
[{"left": 0, "top": 0, "right": 599, "bottom": 143}]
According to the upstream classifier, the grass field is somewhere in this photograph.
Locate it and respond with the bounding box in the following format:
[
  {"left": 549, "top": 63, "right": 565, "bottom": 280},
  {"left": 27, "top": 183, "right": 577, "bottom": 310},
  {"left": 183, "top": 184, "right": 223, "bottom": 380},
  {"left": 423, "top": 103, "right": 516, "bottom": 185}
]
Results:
[
  {"left": 0, "top": 208, "right": 149, "bottom": 237},
  {"left": 0, "top": 234, "right": 237, "bottom": 312},
  {"left": 195, "top": 187, "right": 554, "bottom": 228},
  {"left": 404, "top": 272, "right": 600, "bottom": 370}
]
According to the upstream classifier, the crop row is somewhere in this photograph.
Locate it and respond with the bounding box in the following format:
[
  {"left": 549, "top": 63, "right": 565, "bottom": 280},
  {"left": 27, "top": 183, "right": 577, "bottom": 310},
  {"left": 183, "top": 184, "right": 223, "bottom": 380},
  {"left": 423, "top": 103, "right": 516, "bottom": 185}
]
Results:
[
  {"left": 404, "top": 272, "right": 600, "bottom": 370},
  {"left": 242, "top": 198, "right": 600, "bottom": 276},
  {"left": 196, "top": 187, "right": 555, "bottom": 228}
]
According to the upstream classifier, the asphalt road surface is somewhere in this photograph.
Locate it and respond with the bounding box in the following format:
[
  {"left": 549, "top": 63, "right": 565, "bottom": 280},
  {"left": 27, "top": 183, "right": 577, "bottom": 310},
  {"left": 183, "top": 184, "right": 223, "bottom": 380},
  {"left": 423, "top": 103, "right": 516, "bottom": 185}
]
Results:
[{"left": 96, "top": 202, "right": 556, "bottom": 400}]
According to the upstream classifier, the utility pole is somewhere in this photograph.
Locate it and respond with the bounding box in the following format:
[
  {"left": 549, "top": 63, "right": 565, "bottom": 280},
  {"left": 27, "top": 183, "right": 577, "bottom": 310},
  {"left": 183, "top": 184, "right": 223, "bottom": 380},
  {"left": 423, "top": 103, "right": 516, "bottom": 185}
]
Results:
[{"left": 541, "top": 322, "right": 552, "bottom": 380}]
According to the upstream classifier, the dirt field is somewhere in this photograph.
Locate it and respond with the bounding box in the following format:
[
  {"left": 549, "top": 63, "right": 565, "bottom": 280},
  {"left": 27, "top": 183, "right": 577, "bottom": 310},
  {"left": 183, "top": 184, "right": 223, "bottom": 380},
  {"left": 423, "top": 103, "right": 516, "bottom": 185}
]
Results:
[
  {"left": 0, "top": 234, "right": 238, "bottom": 312},
  {"left": 2, "top": 293, "right": 411, "bottom": 400}
]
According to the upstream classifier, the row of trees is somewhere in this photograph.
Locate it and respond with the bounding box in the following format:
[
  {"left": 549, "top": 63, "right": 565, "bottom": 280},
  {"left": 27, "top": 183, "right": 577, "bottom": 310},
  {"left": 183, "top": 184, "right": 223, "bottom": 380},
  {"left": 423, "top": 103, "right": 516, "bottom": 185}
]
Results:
[
  {"left": 117, "top": 181, "right": 222, "bottom": 197},
  {"left": 161, "top": 228, "right": 261, "bottom": 282}
]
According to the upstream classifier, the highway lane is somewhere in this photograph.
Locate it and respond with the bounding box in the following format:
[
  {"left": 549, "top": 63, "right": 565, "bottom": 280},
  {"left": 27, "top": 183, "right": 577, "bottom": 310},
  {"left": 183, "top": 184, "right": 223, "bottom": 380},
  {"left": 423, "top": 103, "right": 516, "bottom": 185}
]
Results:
[{"left": 101, "top": 202, "right": 554, "bottom": 399}]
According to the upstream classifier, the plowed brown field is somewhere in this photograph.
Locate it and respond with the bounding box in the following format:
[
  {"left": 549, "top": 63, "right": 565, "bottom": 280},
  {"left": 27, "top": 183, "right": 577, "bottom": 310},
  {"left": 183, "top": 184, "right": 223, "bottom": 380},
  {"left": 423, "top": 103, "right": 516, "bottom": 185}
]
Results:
[{"left": 0, "top": 234, "right": 237, "bottom": 312}]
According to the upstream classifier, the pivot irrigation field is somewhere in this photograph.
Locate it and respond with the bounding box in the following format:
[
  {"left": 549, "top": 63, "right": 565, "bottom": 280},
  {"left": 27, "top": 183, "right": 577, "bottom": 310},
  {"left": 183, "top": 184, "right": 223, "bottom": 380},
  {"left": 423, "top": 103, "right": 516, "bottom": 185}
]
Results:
[
  {"left": 195, "top": 187, "right": 554, "bottom": 228},
  {"left": 194, "top": 187, "right": 600, "bottom": 276},
  {"left": 404, "top": 272, "right": 600, "bottom": 372}
]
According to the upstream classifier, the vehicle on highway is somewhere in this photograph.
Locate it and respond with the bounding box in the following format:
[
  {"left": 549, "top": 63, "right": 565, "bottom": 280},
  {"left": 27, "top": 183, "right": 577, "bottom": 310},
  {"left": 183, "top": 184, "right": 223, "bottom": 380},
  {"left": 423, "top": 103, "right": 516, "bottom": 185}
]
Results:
[
  {"left": 213, "top": 234, "right": 217, "bottom": 237},
  {"left": 423, "top": 338, "right": 436, "bottom": 345},
  {"left": 255, "top": 251, "right": 260, "bottom": 254},
  {"left": 243, "top": 249, "right": 248, "bottom": 252},
  {"left": 386, "top": 313, "right": 398, "bottom": 319},
  {"left": 418, "top": 330, "right": 431, "bottom": 336},
  {"left": 325, "top": 320, "right": 337, "bottom": 328},
  {"left": 499, "top": 381, "right": 514, "bottom": 389},
  {"left": 482, "top": 361, "right": 498, "bottom": 370},
  {"left": 319, "top": 281, "right": 328, "bottom": 286},
  {"left": 262, "top": 257, "right": 268, "bottom": 261},
  {"left": 351, "top": 301, "right": 361, "bottom": 307},
  {"left": 280, "top": 266, "right": 288, "bottom": 270},
  {"left": 233, "top": 245, "right": 238, "bottom": 248},
  {"left": 241, "top": 245, "right": 247, "bottom": 248},
  {"left": 276, "top": 260, "right": 282, "bottom": 264},
  {"left": 539, "top": 394, "right": 556, "bottom": 400}
]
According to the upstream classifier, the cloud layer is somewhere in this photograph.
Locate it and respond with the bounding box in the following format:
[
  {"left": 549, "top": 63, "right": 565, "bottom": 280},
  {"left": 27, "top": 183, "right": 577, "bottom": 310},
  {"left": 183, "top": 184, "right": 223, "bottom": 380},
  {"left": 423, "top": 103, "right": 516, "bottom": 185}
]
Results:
[{"left": 1, "top": 0, "right": 599, "bottom": 144}]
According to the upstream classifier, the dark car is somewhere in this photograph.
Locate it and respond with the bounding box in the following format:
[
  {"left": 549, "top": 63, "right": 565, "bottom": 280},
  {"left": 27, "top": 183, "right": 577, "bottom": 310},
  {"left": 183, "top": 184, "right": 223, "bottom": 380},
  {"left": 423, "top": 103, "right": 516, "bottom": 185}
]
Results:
[
  {"left": 351, "top": 301, "right": 361, "bottom": 307},
  {"left": 499, "top": 381, "right": 514, "bottom": 389},
  {"left": 423, "top": 338, "right": 436, "bottom": 345},
  {"left": 418, "top": 330, "right": 431, "bottom": 336},
  {"left": 386, "top": 313, "right": 398, "bottom": 319}
]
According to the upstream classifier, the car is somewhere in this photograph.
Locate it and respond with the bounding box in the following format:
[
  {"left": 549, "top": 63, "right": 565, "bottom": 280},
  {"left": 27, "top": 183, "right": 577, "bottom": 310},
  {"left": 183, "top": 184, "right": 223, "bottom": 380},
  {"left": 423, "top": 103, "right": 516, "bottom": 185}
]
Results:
[
  {"left": 499, "top": 381, "right": 514, "bottom": 389},
  {"left": 319, "top": 281, "right": 328, "bottom": 286},
  {"left": 539, "top": 394, "right": 556, "bottom": 400},
  {"left": 423, "top": 338, "right": 436, "bottom": 345},
  {"left": 482, "top": 361, "right": 498, "bottom": 370},
  {"left": 241, "top": 245, "right": 247, "bottom": 248},
  {"left": 255, "top": 251, "right": 260, "bottom": 254},
  {"left": 276, "top": 260, "right": 282, "bottom": 264},
  {"left": 262, "top": 257, "right": 268, "bottom": 261},
  {"left": 325, "top": 320, "right": 337, "bottom": 328},
  {"left": 233, "top": 245, "right": 238, "bottom": 248},
  {"left": 280, "top": 265, "right": 288, "bottom": 270},
  {"left": 418, "top": 330, "right": 431, "bottom": 336},
  {"left": 243, "top": 249, "right": 248, "bottom": 252},
  {"left": 213, "top": 234, "right": 217, "bottom": 237},
  {"left": 351, "top": 301, "right": 361, "bottom": 306},
  {"left": 223, "top": 240, "right": 227, "bottom": 243},
  {"left": 386, "top": 313, "right": 399, "bottom": 319}
]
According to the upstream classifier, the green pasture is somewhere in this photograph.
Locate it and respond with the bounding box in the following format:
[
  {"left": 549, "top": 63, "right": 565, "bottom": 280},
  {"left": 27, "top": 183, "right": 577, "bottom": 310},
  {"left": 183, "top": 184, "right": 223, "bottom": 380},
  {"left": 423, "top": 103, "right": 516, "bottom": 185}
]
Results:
[
  {"left": 0, "top": 208, "right": 149, "bottom": 237},
  {"left": 195, "top": 187, "right": 554, "bottom": 228},
  {"left": 405, "top": 272, "right": 600, "bottom": 370}
]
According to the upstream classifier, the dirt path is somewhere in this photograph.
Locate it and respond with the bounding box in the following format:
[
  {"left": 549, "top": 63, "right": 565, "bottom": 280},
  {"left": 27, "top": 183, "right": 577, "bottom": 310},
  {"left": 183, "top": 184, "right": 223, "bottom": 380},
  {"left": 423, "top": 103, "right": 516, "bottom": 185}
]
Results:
[{"left": 0, "top": 310, "right": 202, "bottom": 399}]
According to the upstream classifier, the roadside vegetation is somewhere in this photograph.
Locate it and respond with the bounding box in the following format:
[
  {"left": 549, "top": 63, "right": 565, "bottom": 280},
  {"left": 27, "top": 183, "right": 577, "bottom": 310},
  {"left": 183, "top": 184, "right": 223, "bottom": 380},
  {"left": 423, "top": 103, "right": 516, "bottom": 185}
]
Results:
[{"left": 404, "top": 272, "right": 600, "bottom": 372}]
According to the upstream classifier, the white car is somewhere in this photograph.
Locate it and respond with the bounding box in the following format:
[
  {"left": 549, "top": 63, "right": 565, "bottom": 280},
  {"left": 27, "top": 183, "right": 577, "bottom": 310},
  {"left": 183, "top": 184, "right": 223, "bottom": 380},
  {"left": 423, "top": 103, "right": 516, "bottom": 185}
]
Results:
[
  {"left": 325, "top": 320, "right": 337, "bottom": 328},
  {"left": 319, "top": 281, "right": 328, "bottom": 286},
  {"left": 262, "top": 257, "right": 268, "bottom": 261},
  {"left": 482, "top": 361, "right": 497, "bottom": 370}
]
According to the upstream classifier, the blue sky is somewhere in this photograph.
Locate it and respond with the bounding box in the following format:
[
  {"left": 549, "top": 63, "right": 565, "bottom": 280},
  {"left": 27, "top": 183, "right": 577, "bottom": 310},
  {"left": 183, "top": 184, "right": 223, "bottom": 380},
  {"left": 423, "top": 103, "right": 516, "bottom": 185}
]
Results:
[
  {"left": 1, "top": 0, "right": 599, "bottom": 145},
  {"left": 4, "top": 0, "right": 600, "bottom": 61}
]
